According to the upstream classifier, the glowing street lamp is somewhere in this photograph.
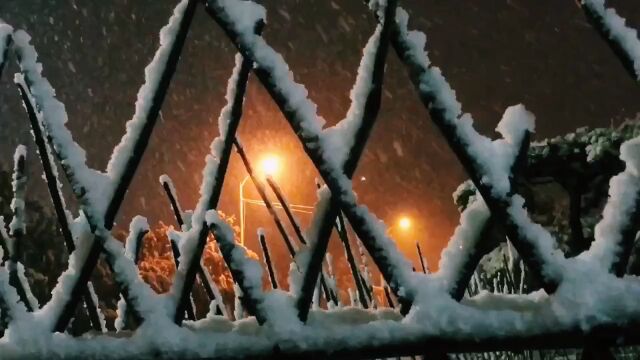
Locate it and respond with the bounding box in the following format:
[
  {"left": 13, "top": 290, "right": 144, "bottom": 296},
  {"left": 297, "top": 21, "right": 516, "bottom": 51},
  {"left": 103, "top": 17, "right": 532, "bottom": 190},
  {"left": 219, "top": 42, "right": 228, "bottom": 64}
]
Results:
[
  {"left": 398, "top": 216, "right": 412, "bottom": 232},
  {"left": 239, "top": 154, "right": 283, "bottom": 245},
  {"left": 259, "top": 154, "right": 280, "bottom": 178},
  {"left": 388, "top": 215, "right": 412, "bottom": 235}
]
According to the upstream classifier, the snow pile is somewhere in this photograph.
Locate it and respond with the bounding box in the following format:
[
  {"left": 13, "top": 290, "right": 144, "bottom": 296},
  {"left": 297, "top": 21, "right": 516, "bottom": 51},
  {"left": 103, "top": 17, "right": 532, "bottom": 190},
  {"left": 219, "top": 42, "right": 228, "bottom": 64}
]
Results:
[{"left": 583, "top": 0, "right": 640, "bottom": 80}]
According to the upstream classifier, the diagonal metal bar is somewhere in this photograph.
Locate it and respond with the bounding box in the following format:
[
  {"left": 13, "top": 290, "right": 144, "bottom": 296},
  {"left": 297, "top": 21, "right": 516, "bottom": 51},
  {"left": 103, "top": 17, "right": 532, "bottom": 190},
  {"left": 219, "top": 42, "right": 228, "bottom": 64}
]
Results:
[
  {"left": 206, "top": 212, "right": 266, "bottom": 324},
  {"left": 444, "top": 132, "right": 530, "bottom": 301},
  {"left": 265, "top": 176, "right": 306, "bottom": 246},
  {"left": 161, "top": 176, "right": 186, "bottom": 228},
  {"left": 335, "top": 209, "right": 369, "bottom": 308},
  {"left": 6, "top": 147, "right": 35, "bottom": 312},
  {"left": 294, "top": 0, "right": 397, "bottom": 319},
  {"left": 258, "top": 230, "right": 278, "bottom": 290},
  {"left": 234, "top": 139, "right": 297, "bottom": 257},
  {"left": 172, "top": 43, "right": 258, "bottom": 324},
  {"left": 203, "top": 0, "right": 408, "bottom": 320},
  {"left": 580, "top": 0, "right": 639, "bottom": 82},
  {"left": 16, "top": 80, "right": 145, "bottom": 332},
  {"left": 168, "top": 236, "right": 197, "bottom": 321},
  {"left": 0, "top": 32, "right": 12, "bottom": 82},
  {"left": 160, "top": 175, "right": 224, "bottom": 316},
  {"left": 17, "top": 83, "right": 105, "bottom": 331},
  {"left": 42, "top": 0, "right": 198, "bottom": 332},
  {"left": 104, "top": 0, "right": 198, "bottom": 228},
  {"left": 234, "top": 139, "right": 335, "bottom": 306},
  {"left": 262, "top": 175, "right": 337, "bottom": 306},
  {"left": 416, "top": 241, "right": 427, "bottom": 274},
  {"left": 383, "top": 6, "right": 562, "bottom": 294}
]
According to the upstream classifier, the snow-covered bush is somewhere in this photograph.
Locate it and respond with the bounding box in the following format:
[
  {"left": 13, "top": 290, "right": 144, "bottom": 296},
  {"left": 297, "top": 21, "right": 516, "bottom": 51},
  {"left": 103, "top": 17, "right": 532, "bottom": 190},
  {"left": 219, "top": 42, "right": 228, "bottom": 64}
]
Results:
[{"left": 455, "top": 116, "right": 640, "bottom": 289}]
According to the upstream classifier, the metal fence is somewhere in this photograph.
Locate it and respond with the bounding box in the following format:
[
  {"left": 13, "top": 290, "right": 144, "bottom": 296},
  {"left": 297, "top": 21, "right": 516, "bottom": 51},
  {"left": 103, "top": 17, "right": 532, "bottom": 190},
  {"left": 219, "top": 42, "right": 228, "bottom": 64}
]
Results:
[{"left": 0, "top": 0, "right": 639, "bottom": 358}]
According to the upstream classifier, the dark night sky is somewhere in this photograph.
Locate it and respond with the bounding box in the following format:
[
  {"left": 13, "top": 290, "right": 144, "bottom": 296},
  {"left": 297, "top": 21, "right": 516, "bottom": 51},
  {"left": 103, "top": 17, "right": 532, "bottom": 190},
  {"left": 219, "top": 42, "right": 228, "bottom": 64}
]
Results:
[{"left": 1, "top": 0, "right": 640, "bottom": 269}]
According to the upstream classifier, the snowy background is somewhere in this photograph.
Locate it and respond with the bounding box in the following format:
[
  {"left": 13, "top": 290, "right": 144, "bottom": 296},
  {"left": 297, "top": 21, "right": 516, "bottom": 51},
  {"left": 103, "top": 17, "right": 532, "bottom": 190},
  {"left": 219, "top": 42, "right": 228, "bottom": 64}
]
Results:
[{"left": 1, "top": 0, "right": 640, "bottom": 266}]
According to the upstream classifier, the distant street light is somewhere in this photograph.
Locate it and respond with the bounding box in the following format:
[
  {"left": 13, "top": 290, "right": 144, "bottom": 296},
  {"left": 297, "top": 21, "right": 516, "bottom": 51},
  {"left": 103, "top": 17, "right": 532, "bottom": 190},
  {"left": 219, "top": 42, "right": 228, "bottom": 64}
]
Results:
[
  {"left": 387, "top": 215, "right": 413, "bottom": 235},
  {"left": 398, "top": 216, "right": 412, "bottom": 231}
]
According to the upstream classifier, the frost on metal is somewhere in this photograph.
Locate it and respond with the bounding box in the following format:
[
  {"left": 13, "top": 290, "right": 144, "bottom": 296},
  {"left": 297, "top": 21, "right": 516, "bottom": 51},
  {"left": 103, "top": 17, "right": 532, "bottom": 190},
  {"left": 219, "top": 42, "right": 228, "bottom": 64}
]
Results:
[{"left": 0, "top": 0, "right": 639, "bottom": 359}]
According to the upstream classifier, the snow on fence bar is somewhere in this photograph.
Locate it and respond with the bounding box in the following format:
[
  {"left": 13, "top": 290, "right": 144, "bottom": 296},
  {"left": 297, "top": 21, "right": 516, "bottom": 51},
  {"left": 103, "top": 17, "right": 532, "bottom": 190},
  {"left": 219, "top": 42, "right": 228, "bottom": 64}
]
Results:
[{"left": 0, "top": 0, "right": 639, "bottom": 358}]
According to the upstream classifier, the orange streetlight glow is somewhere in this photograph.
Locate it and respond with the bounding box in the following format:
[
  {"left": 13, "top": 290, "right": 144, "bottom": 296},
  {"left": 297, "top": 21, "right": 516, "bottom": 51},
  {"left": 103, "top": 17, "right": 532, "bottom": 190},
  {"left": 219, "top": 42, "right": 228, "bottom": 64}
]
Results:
[
  {"left": 398, "top": 216, "right": 412, "bottom": 231},
  {"left": 260, "top": 154, "right": 281, "bottom": 178}
]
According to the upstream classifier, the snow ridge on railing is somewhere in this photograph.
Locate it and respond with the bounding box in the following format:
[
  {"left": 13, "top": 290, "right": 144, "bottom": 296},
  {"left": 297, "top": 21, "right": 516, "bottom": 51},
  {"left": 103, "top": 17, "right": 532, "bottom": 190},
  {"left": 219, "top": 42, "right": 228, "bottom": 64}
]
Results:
[{"left": 582, "top": 0, "right": 640, "bottom": 80}]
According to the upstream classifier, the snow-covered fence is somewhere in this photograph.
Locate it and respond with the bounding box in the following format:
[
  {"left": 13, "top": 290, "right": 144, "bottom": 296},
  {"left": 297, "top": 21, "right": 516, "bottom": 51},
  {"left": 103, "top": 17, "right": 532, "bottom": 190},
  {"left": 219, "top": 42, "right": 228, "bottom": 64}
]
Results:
[{"left": 0, "top": 0, "right": 639, "bottom": 358}]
